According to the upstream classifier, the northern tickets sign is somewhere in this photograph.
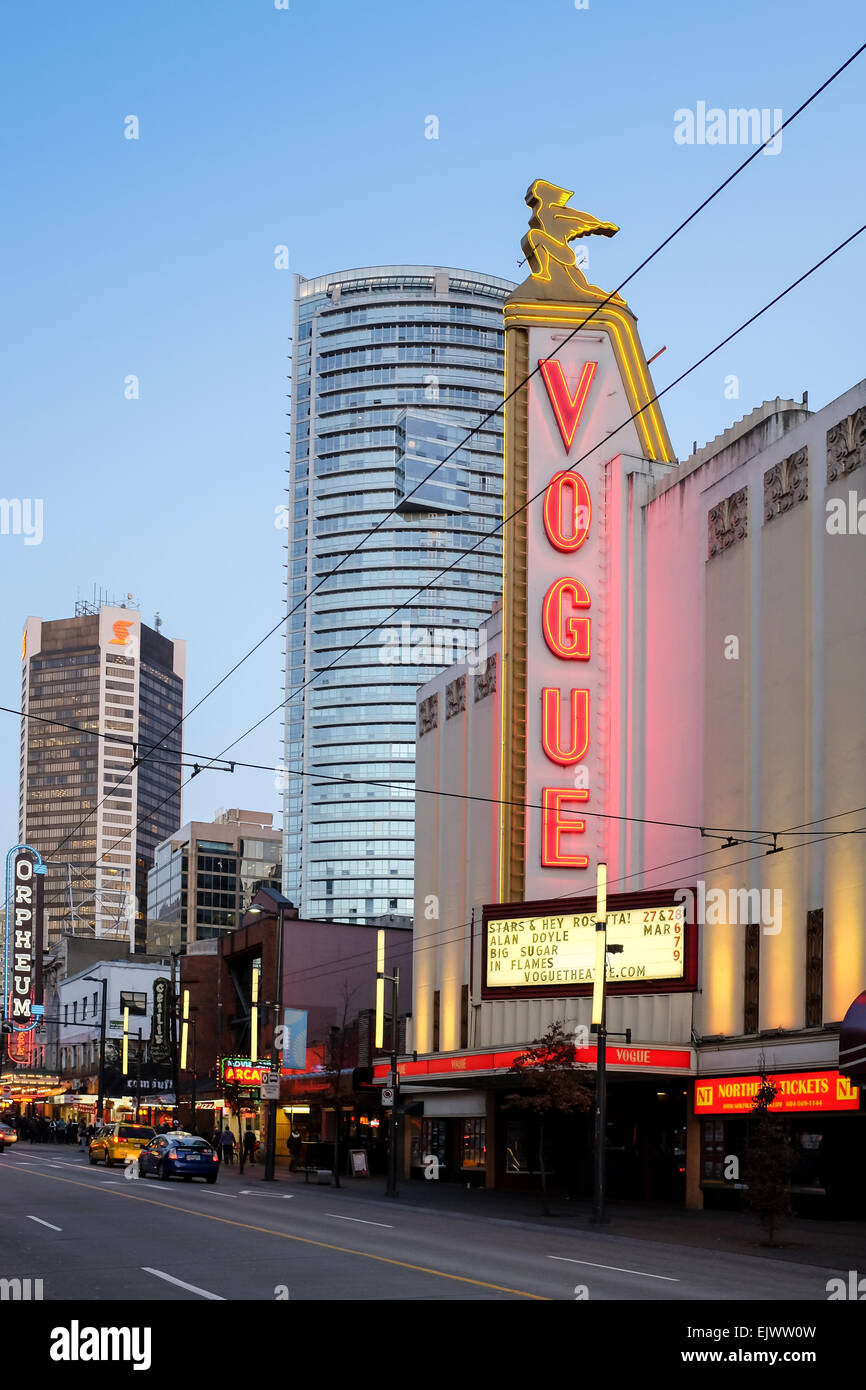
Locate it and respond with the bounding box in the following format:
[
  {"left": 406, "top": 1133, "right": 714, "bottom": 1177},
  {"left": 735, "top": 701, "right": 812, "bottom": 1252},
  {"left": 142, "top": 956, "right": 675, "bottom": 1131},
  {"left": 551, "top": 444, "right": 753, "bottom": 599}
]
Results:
[{"left": 694, "top": 1071, "right": 860, "bottom": 1115}]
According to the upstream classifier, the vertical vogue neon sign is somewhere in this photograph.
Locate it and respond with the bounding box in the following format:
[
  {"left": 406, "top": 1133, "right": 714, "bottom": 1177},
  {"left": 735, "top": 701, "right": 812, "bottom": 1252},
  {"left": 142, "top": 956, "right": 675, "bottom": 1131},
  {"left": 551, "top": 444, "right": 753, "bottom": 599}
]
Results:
[{"left": 537, "top": 360, "right": 597, "bottom": 870}]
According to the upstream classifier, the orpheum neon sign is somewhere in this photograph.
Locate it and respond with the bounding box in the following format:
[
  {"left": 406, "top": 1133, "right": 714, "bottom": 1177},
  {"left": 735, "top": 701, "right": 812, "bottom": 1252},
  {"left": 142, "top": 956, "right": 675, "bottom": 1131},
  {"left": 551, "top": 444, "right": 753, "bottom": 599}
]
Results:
[
  {"left": 4, "top": 844, "right": 46, "bottom": 1034},
  {"left": 537, "top": 360, "right": 597, "bottom": 871}
]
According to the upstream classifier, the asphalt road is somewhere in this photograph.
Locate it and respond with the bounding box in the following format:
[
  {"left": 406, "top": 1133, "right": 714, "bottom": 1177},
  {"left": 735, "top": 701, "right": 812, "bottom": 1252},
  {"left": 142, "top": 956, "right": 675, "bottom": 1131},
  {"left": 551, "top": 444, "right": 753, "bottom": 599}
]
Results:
[{"left": 0, "top": 1146, "right": 841, "bottom": 1302}]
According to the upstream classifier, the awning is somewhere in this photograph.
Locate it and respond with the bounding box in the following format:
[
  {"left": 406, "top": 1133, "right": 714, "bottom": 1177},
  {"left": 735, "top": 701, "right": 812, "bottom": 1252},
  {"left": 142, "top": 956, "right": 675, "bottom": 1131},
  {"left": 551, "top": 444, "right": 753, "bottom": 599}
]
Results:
[{"left": 840, "top": 990, "right": 866, "bottom": 1083}]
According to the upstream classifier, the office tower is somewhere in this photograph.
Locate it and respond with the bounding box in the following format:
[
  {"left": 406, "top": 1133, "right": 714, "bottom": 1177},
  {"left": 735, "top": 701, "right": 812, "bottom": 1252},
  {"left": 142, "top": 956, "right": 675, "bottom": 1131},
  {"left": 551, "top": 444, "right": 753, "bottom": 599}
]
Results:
[
  {"left": 19, "top": 601, "right": 185, "bottom": 950},
  {"left": 147, "top": 807, "right": 282, "bottom": 955},
  {"left": 283, "top": 265, "right": 513, "bottom": 922}
]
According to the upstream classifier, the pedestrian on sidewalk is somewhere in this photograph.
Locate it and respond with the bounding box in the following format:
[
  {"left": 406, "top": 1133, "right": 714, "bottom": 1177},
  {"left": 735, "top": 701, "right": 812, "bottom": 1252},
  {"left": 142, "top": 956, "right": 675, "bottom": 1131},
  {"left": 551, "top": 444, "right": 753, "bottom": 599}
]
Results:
[
  {"left": 219, "top": 1126, "right": 235, "bottom": 1165},
  {"left": 242, "top": 1125, "right": 257, "bottom": 1166}
]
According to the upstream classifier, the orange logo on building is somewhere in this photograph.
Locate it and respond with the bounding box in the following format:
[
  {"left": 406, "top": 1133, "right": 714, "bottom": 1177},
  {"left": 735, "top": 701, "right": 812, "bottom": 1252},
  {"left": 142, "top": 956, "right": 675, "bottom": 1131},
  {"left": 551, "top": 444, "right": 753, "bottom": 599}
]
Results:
[
  {"left": 696, "top": 1085, "right": 713, "bottom": 1108},
  {"left": 109, "top": 620, "right": 134, "bottom": 646}
]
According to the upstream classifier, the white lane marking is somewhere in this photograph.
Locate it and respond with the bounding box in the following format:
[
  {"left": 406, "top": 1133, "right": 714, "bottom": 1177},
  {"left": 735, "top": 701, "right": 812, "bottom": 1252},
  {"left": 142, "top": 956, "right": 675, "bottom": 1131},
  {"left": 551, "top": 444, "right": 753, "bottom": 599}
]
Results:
[
  {"left": 26, "top": 1216, "right": 62, "bottom": 1231},
  {"left": 197, "top": 1189, "right": 237, "bottom": 1197},
  {"left": 548, "top": 1255, "right": 679, "bottom": 1282},
  {"left": 141, "top": 1267, "right": 225, "bottom": 1300},
  {"left": 239, "top": 1189, "right": 294, "bottom": 1198},
  {"left": 326, "top": 1214, "right": 394, "bottom": 1228}
]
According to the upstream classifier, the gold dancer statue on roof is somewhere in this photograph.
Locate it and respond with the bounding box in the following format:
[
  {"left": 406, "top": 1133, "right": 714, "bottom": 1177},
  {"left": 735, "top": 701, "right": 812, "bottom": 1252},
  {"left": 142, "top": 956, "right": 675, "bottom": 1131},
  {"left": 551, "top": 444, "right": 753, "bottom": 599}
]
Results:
[{"left": 521, "top": 180, "right": 619, "bottom": 292}]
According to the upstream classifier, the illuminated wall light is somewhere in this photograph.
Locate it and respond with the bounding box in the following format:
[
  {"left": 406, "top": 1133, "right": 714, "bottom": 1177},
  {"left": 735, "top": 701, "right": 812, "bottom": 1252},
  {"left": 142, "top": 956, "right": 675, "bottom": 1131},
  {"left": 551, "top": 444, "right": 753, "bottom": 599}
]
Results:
[
  {"left": 121, "top": 1007, "right": 129, "bottom": 1076},
  {"left": 250, "top": 964, "right": 259, "bottom": 1062},
  {"left": 180, "top": 989, "right": 189, "bottom": 1071},
  {"left": 591, "top": 863, "right": 607, "bottom": 1027},
  {"left": 375, "top": 929, "right": 385, "bottom": 1049}
]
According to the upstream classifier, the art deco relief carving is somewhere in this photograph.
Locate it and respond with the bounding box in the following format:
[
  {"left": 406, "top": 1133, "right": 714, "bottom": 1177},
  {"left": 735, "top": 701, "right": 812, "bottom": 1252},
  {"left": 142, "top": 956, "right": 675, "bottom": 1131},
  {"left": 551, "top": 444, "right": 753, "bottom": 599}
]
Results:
[
  {"left": 473, "top": 656, "right": 497, "bottom": 702},
  {"left": 445, "top": 675, "right": 466, "bottom": 719},
  {"left": 707, "top": 488, "right": 748, "bottom": 559},
  {"left": 418, "top": 693, "right": 438, "bottom": 736},
  {"left": 826, "top": 407, "right": 866, "bottom": 482},
  {"left": 763, "top": 447, "right": 808, "bottom": 523}
]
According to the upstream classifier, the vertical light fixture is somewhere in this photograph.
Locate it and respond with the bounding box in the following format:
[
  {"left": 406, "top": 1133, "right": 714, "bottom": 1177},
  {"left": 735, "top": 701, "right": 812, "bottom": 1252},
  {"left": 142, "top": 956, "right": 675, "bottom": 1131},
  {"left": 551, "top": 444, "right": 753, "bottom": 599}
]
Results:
[
  {"left": 180, "top": 989, "right": 189, "bottom": 1071},
  {"left": 375, "top": 930, "right": 385, "bottom": 1049},
  {"left": 592, "top": 862, "right": 607, "bottom": 1026},
  {"left": 251, "top": 963, "right": 260, "bottom": 1061},
  {"left": 121, "top": 1006, "right": 130, "bottom": 1076}
]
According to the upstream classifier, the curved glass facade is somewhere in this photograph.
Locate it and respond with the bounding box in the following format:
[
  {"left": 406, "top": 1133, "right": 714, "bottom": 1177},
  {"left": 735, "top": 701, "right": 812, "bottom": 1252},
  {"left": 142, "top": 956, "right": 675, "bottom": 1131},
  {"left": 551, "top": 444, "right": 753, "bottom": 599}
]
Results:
[{"left": 283, "top": 265, "right": 513, "bottom": 922}]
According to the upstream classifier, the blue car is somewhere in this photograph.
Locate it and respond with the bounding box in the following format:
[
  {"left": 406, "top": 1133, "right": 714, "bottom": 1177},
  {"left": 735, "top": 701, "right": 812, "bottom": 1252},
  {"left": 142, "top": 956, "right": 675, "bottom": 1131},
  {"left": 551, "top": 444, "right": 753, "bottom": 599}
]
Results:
[{"left": 137, "top": 1132, "right": 220, "bottom": 1183}]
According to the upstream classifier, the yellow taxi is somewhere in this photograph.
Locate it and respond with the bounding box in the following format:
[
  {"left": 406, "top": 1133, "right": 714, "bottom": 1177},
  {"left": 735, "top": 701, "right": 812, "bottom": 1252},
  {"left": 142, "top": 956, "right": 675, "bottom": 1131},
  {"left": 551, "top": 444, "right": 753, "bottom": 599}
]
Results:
[{"left": 89, "top": 1121, "right": 155, "bottom": 1167}]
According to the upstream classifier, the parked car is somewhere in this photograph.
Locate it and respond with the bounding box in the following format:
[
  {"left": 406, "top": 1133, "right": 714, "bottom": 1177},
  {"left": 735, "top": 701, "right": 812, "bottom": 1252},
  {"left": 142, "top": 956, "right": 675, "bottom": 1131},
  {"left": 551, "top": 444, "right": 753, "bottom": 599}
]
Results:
[
  {"left": 89, "top": 1121, "right": 155, "bottom": 1167},
  {"left": 0, "top": 1123, "right": 18, "bottom": 1151},
  {"left": 137, "top": 1133, "right": 220, "bottom": 1183}
]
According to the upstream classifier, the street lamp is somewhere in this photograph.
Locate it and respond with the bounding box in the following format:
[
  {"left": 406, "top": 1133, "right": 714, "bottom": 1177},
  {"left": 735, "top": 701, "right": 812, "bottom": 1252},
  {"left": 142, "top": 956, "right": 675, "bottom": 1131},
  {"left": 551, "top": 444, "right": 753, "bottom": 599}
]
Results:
[
  {"left": 246, "top": 894, "right": 290, "bottom": 1182},
  {"left": 83, "top": 976, "right": 108, "bottom": 1126},
  {"left": 590, "top": 864, "right": 629, "bottom": 1225},
  {"left": 375, "top": 930, "right": 401, "bottom": 1199}
]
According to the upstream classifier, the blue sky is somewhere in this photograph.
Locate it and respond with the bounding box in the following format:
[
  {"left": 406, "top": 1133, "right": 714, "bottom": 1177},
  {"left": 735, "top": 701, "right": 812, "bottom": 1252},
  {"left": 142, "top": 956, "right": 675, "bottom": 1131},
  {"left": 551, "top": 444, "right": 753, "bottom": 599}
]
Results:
[{"left": 1, "top": 0, "right": 864, "bottom": 856}]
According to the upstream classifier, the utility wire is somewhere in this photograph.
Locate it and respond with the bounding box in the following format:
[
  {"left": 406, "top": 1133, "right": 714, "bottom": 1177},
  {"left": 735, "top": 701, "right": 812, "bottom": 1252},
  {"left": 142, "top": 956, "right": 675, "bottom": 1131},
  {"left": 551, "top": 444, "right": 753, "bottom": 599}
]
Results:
[
  {"left": 19, "top": 223, "right": 866, "bottom": 894},
  {"left": 19, "top": 41, "right": 864, "bottom": 874},
  {"left": 276, "top": 818, "right": 866, "bottom": 991},
  {"left": 217, "top": 224, "right": 866, "bottom": 754}
]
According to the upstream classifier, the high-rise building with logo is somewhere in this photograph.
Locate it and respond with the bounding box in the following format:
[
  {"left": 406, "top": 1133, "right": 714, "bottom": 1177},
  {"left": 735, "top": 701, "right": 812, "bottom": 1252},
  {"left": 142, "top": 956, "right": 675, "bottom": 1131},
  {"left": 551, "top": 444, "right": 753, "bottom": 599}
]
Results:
[
  {"left": 19, "top": 602, "right": 185, "bottom": 951},
  {"left": 283, "top": 265, "right": 514, "bottom": 922}
]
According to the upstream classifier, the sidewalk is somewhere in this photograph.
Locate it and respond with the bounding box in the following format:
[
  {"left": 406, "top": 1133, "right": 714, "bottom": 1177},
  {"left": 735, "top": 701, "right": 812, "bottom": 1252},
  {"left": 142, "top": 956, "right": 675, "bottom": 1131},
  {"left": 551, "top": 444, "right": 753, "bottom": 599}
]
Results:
[{"left": 216, "top": 1158, "right": 866, "bottom": 1270}]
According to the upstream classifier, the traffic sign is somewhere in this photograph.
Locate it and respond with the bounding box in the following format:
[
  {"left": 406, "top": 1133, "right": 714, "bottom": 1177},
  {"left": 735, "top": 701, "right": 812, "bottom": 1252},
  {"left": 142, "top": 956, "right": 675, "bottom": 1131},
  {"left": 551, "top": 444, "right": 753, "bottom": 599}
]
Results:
[
  {"left": 381, "top": 1087, "right": 395, "bottom": 1107},
  {"left": 260, "top": 1073, "right": 280, "bottom": 1100}
]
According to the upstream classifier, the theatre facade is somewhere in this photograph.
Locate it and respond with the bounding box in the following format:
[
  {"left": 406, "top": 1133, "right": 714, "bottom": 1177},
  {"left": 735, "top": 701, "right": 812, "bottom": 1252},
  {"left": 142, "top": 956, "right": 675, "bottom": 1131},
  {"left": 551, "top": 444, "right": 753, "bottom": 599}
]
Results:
[{"left": 402, "top": 181, "right": 866, "bottom": 1211}]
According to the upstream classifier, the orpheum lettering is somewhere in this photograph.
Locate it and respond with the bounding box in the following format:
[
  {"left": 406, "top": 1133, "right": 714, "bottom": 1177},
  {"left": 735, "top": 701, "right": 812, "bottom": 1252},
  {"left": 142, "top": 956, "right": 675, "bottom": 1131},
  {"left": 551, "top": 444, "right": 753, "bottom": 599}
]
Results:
[{"left": 8, "top": 848, "right": 42, "bottom": 1025}]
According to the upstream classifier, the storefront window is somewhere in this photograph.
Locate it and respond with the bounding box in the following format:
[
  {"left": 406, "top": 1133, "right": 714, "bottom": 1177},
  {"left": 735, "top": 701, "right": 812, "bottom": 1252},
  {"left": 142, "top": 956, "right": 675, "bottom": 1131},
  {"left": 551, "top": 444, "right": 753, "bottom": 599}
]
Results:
[
  {"left": 460, "top": 1117, "right": 486, "bottom": 1170},
  {"left": 701, "top": 1118, "right": 727, "bottom": 1181},
  {"left": 413, "top": 1118, "right": 448, "bottom": 1173},
  {"left": 505, "top": 1119, "right": 533, "bottom": 1173}
]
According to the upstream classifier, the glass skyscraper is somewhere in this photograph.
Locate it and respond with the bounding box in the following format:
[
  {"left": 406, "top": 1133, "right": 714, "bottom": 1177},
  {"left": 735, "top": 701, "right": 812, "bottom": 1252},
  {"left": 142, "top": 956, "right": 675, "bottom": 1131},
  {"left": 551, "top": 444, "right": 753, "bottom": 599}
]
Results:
[{"left": 283, "top": 265, "right": 513, "bottom": 922}]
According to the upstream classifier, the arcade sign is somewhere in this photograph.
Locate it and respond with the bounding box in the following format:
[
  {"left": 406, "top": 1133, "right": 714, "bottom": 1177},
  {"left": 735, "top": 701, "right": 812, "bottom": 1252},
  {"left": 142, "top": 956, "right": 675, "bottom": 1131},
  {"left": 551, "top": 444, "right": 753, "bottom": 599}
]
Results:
[
  {"left": 219, "top": 1057, "right": 271, "bottom": 1088},
  {"left": 482, "top": 889, "right": 697, "bottom": 1000}
]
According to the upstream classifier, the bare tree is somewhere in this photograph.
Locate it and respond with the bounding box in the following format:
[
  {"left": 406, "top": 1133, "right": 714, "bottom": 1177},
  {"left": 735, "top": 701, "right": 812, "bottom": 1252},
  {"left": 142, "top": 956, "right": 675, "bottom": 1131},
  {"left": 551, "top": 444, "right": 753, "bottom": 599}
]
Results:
[
  {"left": 745, "top": 1070, "right": 792, "bottom": 1247},
  {"left": 324, "top": 982, "right": 358, "bottom": 1189}
]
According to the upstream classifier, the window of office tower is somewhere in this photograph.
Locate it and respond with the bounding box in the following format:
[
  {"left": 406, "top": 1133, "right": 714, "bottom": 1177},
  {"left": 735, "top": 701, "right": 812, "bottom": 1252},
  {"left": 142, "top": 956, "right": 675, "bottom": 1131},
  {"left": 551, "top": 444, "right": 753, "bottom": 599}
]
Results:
[{"left": 283, "top": 265, "right": 513, "bottom": 923}]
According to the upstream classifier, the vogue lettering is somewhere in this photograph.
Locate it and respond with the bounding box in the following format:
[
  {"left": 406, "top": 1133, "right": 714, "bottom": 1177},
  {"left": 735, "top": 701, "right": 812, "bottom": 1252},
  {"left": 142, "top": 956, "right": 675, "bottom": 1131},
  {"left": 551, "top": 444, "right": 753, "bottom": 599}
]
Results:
[{"left": 538, "top": 361, "right": 597, "bottom": 869}]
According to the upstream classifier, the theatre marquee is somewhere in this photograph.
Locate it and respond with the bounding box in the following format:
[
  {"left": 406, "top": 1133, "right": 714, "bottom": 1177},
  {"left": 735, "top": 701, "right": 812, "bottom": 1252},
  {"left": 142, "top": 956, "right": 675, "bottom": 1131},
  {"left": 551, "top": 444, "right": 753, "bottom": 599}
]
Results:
[{"left": 481, "top": 889, "right": 697, "bottom": 1000}]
